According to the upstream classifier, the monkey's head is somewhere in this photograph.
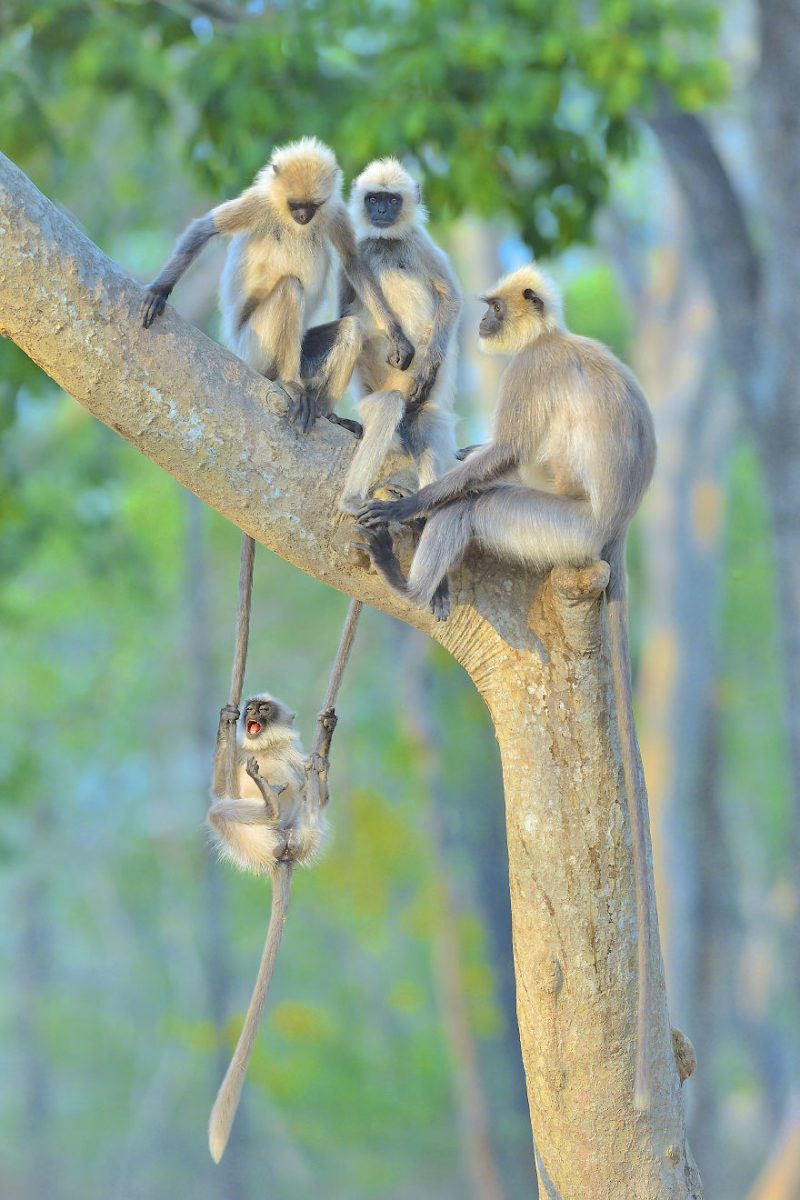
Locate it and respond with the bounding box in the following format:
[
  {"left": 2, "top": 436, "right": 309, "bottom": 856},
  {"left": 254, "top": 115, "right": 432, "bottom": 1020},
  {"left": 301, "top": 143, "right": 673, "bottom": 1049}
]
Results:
[
  {"left": 240, "top": 693, "right": 296, "bottom": 749},
  {"left": 478, "top": 265, "right": 564, "bottom": 354},
  {"left": 350, "top": 158, "right": 425, "bottom": 238},
  {"left": 261, "top": 137, "right": 341, "bottom": 228}
]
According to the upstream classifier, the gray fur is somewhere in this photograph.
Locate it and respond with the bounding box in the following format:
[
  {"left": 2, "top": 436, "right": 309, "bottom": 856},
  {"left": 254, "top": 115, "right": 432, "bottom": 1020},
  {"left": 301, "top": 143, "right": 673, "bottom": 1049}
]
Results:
[
  {"left": 150, "top": 213, "right": 217, "bottom": 294},
  {"left": 339, "top": 165, "right": 461, "bottom": 511}
]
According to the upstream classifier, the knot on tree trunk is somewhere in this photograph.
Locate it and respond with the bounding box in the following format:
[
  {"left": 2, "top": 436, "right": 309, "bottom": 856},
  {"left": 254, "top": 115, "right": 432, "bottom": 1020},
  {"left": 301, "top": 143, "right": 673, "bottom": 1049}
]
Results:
[{"left": 530, "top": 560, "right": 610, "bottom": 657}]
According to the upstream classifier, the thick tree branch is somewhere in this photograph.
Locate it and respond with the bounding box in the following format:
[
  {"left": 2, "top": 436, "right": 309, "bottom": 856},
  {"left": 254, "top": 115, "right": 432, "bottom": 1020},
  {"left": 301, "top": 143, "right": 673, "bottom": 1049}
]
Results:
[{"left": 0, "top": 152, "right": 701, "bottom": 1198}]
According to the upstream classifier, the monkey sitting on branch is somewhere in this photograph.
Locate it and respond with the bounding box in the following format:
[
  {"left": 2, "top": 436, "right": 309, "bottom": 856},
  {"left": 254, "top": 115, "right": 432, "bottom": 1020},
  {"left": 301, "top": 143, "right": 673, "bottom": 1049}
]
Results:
[
  {"left": 338, "top": 158, "right": 461, "bottom": 513},
  {"left": 141, "top": 137, "right": 414, "bottom": 434},
  {"left": 354, "top": 264, "right": 659, "bottom": 1110},
  {"left": 206, "top": 692, "right": 337, "bottom": 1162}
]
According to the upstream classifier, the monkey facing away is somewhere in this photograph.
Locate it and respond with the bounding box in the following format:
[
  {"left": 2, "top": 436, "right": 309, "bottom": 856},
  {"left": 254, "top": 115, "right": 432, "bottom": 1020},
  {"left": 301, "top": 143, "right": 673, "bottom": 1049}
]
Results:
[
  {"left": 206, "top": 692, "right": 337, "bottom": 1161},
  {"left": 338, "top": 158, "right": 461, "bottom": 512},
  {"left": 354, "top": 264, "right": 658, "bottom": 1108},
  {"left": 141, "top": 137, "right": 414, "bottom": 434}
]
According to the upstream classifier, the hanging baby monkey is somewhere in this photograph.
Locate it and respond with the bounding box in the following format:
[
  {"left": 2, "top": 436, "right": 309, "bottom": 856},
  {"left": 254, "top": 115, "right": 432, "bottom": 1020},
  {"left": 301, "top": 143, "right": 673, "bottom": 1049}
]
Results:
[
  {"left": 206, "top": 536, "right": 361, "bottom": 1161},
  {"left": 338, "top": 158, "right": 461, "bottom": 512},
  {"left": 141, "top": 137, "right": 414, "bottom": 433}
]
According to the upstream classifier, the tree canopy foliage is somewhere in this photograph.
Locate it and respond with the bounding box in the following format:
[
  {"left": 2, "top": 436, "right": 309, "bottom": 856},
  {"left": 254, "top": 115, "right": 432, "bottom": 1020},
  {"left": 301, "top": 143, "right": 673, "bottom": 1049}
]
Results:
[{"left": 3, "top": 0, "right": 725, "bottom": 252}]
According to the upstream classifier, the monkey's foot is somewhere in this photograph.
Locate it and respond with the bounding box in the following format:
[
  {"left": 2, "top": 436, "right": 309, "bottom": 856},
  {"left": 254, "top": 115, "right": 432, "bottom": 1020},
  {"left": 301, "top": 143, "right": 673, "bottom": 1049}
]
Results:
[
  {"left": 356, "top": 494, "right": 419, "bottom": 528},
  {"left": 284, "top": 381, "right": 317, "bottom": 435},
  {"left": 325, "top": 413, "right": 363, "bottom": 439},
  {"left": 379, "top": 484, "right": 413, "bottom": 501},
  {"left": 317, "top": 707, "right": 338, "bottom": 733},
  {"left": 430, "top": 579, "right": 451, "bottom": 622}
]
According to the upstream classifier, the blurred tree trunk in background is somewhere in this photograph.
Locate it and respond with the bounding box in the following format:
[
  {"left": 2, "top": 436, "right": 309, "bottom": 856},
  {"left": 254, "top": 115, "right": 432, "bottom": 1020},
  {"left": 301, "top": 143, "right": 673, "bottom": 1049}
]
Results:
[{"left": 649, "top": 0, "right": 800, "bottom": 1113}]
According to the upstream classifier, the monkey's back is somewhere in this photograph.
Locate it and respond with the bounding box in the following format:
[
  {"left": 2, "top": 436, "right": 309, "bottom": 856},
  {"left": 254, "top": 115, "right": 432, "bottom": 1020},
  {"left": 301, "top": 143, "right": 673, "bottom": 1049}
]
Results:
[{"left": 496, "top": 331, "right": 656, "bottom": 539}]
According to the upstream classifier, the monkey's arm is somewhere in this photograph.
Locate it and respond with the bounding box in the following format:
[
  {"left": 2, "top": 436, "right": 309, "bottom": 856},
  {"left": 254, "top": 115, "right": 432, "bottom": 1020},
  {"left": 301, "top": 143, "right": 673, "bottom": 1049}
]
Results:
[
  {"left": 357, "top": 441, "right": 518, "bottom": 526},
  {"left": 245, "top": 757, "right": 285, "bottom": 820},
  {"left": 408, "top": 251, "right": 461, "bottom": 407},
  {"left": 305, "top": 707, "right": 338, "bottom": 809},
  {"left": 329, "top": 205, "right": 415, "bottom": 371},
  {"left": 337, "top": 268, "right": 357, "bottom": 318},
  {"left": 141, "top": 188, "right": 265, "bottom": 328},
  {"left": 212, "top": 704, "right": 241, "bottom": 797}
]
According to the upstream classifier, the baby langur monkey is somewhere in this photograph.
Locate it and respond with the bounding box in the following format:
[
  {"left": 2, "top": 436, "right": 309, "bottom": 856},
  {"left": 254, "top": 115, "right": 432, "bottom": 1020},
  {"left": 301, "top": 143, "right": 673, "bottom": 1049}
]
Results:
[
  {"left": 141, "top": 137, "right": 414, "bottom": 434},
  {"left": 355, "top": 265, "right": 658, "bottom": 1110},
  {"left": 206, "top": 693, "right": 337, "bottom": 1162},
  {"left": 338, "top": 158, "right": 460, "bottom": 512}
]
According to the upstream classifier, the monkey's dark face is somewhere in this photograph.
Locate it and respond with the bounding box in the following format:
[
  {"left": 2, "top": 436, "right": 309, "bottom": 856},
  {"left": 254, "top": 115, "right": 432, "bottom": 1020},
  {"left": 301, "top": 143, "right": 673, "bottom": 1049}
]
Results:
[
  {"left": 288, "top": 200, "right": 321, "bottom": 226},
  {"left": 244, "top": 696, "right": 297, "bottom": 739},
  {"left": 479, "top": 297, "right": 506, "bottom": 340},
  {"left": 364, "top": 191, "right": 403, "bottom": 228}
]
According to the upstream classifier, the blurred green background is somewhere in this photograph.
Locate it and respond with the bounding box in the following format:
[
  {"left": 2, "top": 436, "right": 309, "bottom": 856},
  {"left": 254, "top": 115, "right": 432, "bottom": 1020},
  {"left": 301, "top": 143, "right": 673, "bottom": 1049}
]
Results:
[{"left": 1, "top": 2, "right": 796, "bottom": 1197}]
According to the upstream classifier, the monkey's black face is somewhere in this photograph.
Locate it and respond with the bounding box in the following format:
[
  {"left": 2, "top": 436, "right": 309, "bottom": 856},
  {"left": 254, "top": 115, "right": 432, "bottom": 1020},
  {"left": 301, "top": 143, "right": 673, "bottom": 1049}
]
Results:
[
  {"left": 243, "top": 698, "right": 278, "bottom": 738},
  {"left": 479, "top": 297, "right": 506, "bottom": 339},
  {"left": 364, "top": 191, "right": 403, "bottom": 228},
  {"left": 288, "top": 200, "right": 320, "bottom": 226}
]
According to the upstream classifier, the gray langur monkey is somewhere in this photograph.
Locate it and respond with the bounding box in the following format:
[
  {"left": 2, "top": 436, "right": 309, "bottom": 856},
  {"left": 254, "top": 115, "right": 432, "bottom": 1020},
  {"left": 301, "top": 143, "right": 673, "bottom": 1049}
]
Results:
[
  {"left": 338, "top": 158, "right": 461, "bottom": 512},
  {"left": 206, "top": 692, "right": 337, "bottom": 1162},
  {"left": 141, "top": 137, "right": 414, "bottom": 434},
  {"left": 354, "top": 264, "right": 658, "bottom": 1109}
]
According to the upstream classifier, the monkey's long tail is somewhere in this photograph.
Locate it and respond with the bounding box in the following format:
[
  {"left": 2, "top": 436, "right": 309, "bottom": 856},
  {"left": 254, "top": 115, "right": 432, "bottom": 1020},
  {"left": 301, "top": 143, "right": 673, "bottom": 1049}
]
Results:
[
  {"left": 605, "top": 534, "right": 653, "bottom": 1111},
  {"left": 208, "top": 862, "right": 293, "bottom": 1162}
]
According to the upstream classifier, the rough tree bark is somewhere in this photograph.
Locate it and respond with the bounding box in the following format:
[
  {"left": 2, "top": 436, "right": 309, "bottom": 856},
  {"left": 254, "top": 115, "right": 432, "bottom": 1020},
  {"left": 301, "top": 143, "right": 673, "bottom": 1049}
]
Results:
[{"left": 0, "top": 153, "right": 700, "bottom": 1199}]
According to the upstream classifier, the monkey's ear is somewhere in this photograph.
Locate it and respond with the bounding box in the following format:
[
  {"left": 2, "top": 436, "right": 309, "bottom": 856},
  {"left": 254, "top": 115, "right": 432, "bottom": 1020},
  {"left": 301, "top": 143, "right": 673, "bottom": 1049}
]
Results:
[
  {"left": 523, "top": 288, "right": 544, "bottom": 313},
  {"left": 271, "top": 162, "right": 280, "bottom": 175},
  {"left": 415, "top": 183, "right": 421, "bottom": 203}
]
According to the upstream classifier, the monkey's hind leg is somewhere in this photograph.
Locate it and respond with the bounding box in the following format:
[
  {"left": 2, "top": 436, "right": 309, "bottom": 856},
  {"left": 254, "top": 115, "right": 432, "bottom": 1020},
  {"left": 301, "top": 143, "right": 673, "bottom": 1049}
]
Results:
[
  {"left": 408, "top": 405, "right": 457, "bottom": 488},
  {"left": 405, "top": 501, "right": 475, "bottom": 616},
  {"left": 340, "top": 390, "right": 406, "bottom": 514},
  {"left": 301, "top": 317, "right": 363, "bottom": 423}
]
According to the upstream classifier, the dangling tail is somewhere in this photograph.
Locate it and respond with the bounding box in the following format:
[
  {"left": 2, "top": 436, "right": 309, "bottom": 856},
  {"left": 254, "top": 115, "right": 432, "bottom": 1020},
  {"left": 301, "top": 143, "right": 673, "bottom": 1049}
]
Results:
[
  {"left": 605, "top": 534, "right": 653, "bottom": 1111},
  {"left": 208, "top": 862, "right": 293, "bottom": 1162}
]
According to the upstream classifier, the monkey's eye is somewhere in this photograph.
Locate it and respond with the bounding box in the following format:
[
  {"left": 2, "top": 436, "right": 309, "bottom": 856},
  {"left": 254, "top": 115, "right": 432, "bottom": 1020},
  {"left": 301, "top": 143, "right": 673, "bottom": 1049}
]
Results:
[
  {"left": 493, "top": 302, "right": 501, "bottom": 314},
  {"left": 390, "top": 196, "right": 400, "bottom": 205}
]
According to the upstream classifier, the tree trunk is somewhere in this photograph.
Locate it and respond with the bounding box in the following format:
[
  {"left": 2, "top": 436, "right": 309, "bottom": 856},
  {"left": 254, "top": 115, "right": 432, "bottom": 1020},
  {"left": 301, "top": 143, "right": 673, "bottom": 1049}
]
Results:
[{"left": 0, "top": 152, "right": 699, "bottom": 1198}]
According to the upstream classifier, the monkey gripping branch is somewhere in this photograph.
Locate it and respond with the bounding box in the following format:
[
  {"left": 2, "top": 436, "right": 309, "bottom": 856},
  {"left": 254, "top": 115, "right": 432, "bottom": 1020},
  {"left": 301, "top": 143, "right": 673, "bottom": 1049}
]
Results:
[{"left": 0, "top": 153, "right": 702, "bottom": 1200}]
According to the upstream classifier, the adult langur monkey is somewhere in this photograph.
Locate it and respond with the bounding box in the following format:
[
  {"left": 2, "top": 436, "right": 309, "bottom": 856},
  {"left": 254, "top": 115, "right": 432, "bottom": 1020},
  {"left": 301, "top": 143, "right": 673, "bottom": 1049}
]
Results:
[
  {"left": 141, "top": 137, "right": 414, "bottom": 433},
  {"left": 354, "top": 264, "right": 659, "bottom": 1109},
  {"left": 206, "top": 693, "right": 335, "bottom": 1161},
  {"left": 338, "top": 158, "right": 461, "bottom": 512}
]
